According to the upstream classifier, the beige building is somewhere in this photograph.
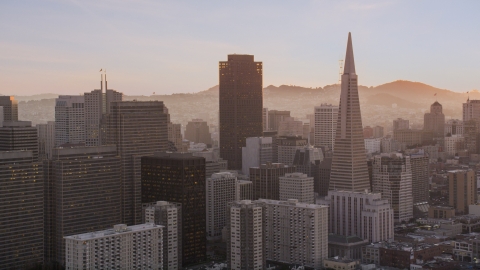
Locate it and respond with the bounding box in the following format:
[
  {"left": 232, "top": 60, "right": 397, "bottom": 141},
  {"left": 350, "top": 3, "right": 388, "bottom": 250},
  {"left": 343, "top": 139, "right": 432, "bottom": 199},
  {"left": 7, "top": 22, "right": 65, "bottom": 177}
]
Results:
[
  {"left": 261, "top": 199, "right": 328, "bottom": 269},
  {"left": 314, "top": 104, "right": 338, "bottom": 151},
  {"left": 323, "top": 258, "right": 359, "bottom": 270},
  {"left": 448, "top": 169, "right": 477, "bottom": 214},
  {"left": 279, "top": 172, "right": 314, "bottom": 204}
]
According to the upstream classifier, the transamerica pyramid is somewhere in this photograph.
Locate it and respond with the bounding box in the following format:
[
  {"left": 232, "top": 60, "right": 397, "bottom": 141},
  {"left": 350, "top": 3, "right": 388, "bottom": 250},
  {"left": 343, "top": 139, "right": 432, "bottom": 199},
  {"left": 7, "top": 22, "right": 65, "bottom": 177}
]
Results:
[{"left": 329, "top": 33, "right": 371, "bottom": 192}]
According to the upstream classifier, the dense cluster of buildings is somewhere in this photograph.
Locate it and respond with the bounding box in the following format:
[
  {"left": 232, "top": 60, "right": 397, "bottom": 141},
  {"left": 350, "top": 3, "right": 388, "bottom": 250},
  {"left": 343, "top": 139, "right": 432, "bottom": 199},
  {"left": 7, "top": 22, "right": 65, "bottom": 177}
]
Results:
[{"left": 3, "top": 33, "right": 480, "bottom": 270}]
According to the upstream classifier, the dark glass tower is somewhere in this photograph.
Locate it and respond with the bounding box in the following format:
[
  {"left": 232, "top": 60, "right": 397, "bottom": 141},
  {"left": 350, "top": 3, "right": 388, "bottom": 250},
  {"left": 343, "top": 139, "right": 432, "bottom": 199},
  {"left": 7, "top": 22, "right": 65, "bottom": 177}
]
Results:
[
  {"left": 219, "top": 54, "right": 263, "bottom": 170},
  {"left": 0, "top": 151, "right": 43, "bottom": 269},
  {"left": 44, "top": 145, "right": 121, "bottom": 266},
  {"left": 141, "top": 152, "right": 206, "bottom": 266}
]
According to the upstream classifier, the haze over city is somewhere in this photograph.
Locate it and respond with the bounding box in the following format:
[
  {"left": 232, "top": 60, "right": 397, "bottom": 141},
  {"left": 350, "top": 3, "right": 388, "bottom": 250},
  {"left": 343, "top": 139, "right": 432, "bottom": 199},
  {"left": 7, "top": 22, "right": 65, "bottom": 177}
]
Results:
[{"left": 1, "top": 0, "right": 480, "bottom": 95}]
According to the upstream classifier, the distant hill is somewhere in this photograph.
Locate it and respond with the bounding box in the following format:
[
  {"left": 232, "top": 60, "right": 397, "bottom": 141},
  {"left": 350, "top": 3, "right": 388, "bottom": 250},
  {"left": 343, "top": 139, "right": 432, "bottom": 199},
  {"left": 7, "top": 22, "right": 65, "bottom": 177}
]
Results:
[{"left": 14, "top": 80, "right": 473, "bottom": 128}]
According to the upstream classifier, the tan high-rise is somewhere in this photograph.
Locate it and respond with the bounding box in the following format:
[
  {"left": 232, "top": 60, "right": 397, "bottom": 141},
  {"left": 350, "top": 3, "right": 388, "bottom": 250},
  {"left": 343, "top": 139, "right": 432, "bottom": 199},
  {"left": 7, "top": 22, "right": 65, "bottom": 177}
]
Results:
[
  {"left": 448, "top": 169, "right": 477, "bottom": 214},
  {"left": 329, "top": 33, "right": 370, "bottom": 192}
]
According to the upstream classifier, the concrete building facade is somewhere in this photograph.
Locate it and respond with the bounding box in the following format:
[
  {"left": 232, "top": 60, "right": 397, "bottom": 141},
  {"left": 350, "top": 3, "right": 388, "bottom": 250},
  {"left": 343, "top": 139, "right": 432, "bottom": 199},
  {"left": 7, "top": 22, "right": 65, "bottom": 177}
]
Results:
[
  {"left": 206, "top": 172, "right": 237, "bottom": 239},
  {"left": 279, "top": 172, "right": 314, "bottom": 204},
  {"left": 314, "top": 104, "right": 338, "bottom": 151},
  {"left": 241, "top": 136, "right": 273, "bottom": 176}
]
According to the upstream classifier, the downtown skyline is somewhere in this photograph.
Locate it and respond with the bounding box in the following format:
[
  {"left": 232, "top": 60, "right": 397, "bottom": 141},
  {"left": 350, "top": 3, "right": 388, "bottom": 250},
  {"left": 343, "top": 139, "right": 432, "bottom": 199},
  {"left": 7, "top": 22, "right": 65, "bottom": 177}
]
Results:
[{"left": 1, "top": 0, "right": 480, "bottom": 95}]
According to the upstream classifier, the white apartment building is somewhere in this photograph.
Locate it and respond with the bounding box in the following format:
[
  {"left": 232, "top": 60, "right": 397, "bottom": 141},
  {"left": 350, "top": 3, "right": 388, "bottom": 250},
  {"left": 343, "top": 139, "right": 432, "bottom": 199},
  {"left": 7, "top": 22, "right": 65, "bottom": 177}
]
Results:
[
  {"left": 241, "top": 137, "right": 273, "bottom": 175},
  {"left": 55, "top": 95, "right": 85, "bottom": 146},
  {"left": 64, "top": 223, "right": 163, "bottom": 270},
  {"left": 261, "top": 199, "right": 328, "bottom": 269},
  {"left": 372, "top": 153, "right": 413, "bottom": 223},
  {"left": 445, "top": 135, "right": 464, "bottom": 156},
  {"left": 143, "top": 201, "right": 182, "bottom": 270},
  {"left": 326, "top": 190, "right": 394, "bottom": 243},
  {"left": 279, "top": 172, "right": 314, "bottom": 204},
  {"left": 227, "top": 200, "right": 265, "bottom": 270},
  {"left": 314, "top": 104, "right": 338, "bottom": 151},
  {"left": 37, "top": 121, "right": 55, "bottom": 160},
  {"left": 206, "top": 172, "right": 237, "bottom": 239},
  {"left": 364, "top": 138, "right": 381, "bottom": 154}
]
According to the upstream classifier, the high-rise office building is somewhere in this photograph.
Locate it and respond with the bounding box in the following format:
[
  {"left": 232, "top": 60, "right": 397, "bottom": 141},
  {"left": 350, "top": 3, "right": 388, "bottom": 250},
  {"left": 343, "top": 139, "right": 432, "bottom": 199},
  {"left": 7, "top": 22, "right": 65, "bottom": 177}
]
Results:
[
  {"left": 37, "top": 121, "right": 55, "bottom": 160},
  {"left": 292, "top": 145, "right": 323, "bottom": 196},
  {"left": 0, "top": 151, "right": 43, "bottom": 270},
  {"left": 226, "top": 200, "right": 266, "bottom": 270},
  {"left": 219, "top": 54, "right": 263, "bottom": 170},
  {"left": 445, "top": 119, "right": 463, "bottom": 136},
  {"left": 424, "top": 101, "right": 445, "bottom": 142},
  {"left": 262, "top": 199, "right": 328, "bottom": 269},
  {"left": 185, "top": 119, "right": 211, "bottom": 145},
  {"left": 372, "top": 153, "right": 413, "bottom": 223},
  {"left": 0, "top": 121, "right": 39, "bottom": 161},
  {"left": 329, "top": 33, "right": 370, "bottom": 192},
  {"left": 326, "top": 34, "right": 394, "bottom": 246},
  {"left": 250, "top": 163, "right": 296, "bottom": 200},
  {"left": 364, "top": 138, "right": 381, "bottom": 154},
  {"left": 277, "top": 136, "right": 308, "bottom": 166},
  {"left": 263, "top": 108, "right": 269, "bottom": 131},
  {"left": 279, "top": 173, "right": 314, "bottom": 203},
  {"left": 409, "top": 152, "right": 430, "bottom": 204},
  {"left": 317, "top": 157, "right": 332, "bottom": 196},
  {"left": 143, "top": 201, "right": 182, "bottom": 270},
  {"left": 168, "top": 122, "right": 183, "bottom": 151},
  {"left": 237, "top": 180, "right": 254, "bottom": 200},
  {"left": 0, "top": 96, "right": 18, "bottom": 121},
  {"left": 192, "top": 148, "right": 228, "bottom": 179},
  {"left": 444, "top": 135, "right": 464, "bottom": 156},
  {"left": 104, "top": 101, "right": 169, "bottom": 225},
  {"left": 373, "top": 125, "right": 384, "bottom": 138},
  {"left": 314, "top": 104, "right": 338, "bottom": 150},
  {"left": 393, "top": 118, "right": 409, "bottom": 131},
  {"left": 206, "top": 172, "right": 237, "bottom": 239},
  {"left": 44, "top": 145, "right": 122, "bottom": 266},
  {"left": 363, "top": 126, "right": 373, "bottom": 138},
  {"left": 241, "top": 136, "right": 273, "bottom": 175},
  {"left": 55, "top": 95, "right": 85, "bottom": 146},
  {"left": 277, "top": 117, "right": 304, "bottom": 137},
  {"left": 463, "top": 99, "right": 480, "bottom": 122},
  {"left": 65, "top": 224, "right": 164, "bottom": 270},
  {"left": 141, "top": 152, "right": 206, "bottom": 266},
  {"left": 448, "top": 169, "right": 477, "bottom": 214},
  {"left": 84, "top": 74, "right": 123, "bottom": 146},
  {"left": 267, "top": 110, "right": 290, "bottom": 131}
]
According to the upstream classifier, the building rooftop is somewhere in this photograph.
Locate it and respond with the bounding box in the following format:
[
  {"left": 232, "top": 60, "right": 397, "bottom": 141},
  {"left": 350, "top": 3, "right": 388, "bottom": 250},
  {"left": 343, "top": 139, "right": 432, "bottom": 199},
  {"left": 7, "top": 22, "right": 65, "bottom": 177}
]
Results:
[{"left": 64, "top": 223, "right": 163, "bottom": 241}]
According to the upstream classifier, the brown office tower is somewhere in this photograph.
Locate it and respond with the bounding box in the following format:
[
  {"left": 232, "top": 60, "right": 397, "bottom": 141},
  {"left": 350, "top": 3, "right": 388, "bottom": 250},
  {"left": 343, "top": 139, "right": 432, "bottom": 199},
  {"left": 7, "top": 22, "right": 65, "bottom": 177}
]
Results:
[
  {"left": 0, "top": 121, "right": 39, "bottom": 161},
  {"left": 104, "top": 101, "right": 169, "bottom": 225},
  {"left": 219, "top": 54, "right": 263, "bottom": 170},
  {"left": 448, "top": 169, "right": 477, "bottom": 214},
  {"left": 329, "top": 33, "right": 371, "bottom": 192},
  {"left": 141, "top": 152, "right": 206, "bottom": 266},
  {"left": 0, "top": 96, "right": 18, "bottom": 121},
  {"left": 250, "top": 163, "right": 296, "bottom": 200}
]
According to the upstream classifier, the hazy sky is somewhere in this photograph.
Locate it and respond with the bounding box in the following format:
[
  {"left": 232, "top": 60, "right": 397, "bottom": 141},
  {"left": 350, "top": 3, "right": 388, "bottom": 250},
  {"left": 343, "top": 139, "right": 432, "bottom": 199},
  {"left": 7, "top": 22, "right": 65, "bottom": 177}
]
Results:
[{"left": 1, "top": 0, "right": 479, "bottom": 95}]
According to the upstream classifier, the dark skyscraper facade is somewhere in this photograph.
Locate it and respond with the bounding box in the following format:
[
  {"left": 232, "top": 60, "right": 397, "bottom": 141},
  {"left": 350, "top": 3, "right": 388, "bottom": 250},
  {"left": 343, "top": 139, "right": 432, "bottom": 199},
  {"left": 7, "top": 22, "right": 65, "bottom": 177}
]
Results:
[
  {"left": 0, "top": 121, "right": 39, "bottom": 161},
  {"left": 141, "top": 152, "right": 206, "bottom": 266},
  {"left": 44, "top": 145, "right": 121, "bottom": 266},
  {"left": 219, "top": 54, "right": 263, "bottom": 170},
  {"left": 329, "top": 33, "right": 371, "bottom": 192},
  {"left": 0, "top": 151, "right": 43, "bottom": 270},
  {"left": 104, "top": 101, "right": 169, "bottom": 225},
  {"left": 0, "top": 96, "right": 19, "bottom": 121}
]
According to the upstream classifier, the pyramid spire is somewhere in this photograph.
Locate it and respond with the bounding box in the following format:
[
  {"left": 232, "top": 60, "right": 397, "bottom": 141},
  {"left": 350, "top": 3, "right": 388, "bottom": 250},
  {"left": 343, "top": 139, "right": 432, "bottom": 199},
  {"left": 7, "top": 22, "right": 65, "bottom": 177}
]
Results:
[
  {"left": 329, "top": 33, "right": 370, "bottom": 193},
  {"left": 343, "top": 32, "right": 356, "bottom": 74}
]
